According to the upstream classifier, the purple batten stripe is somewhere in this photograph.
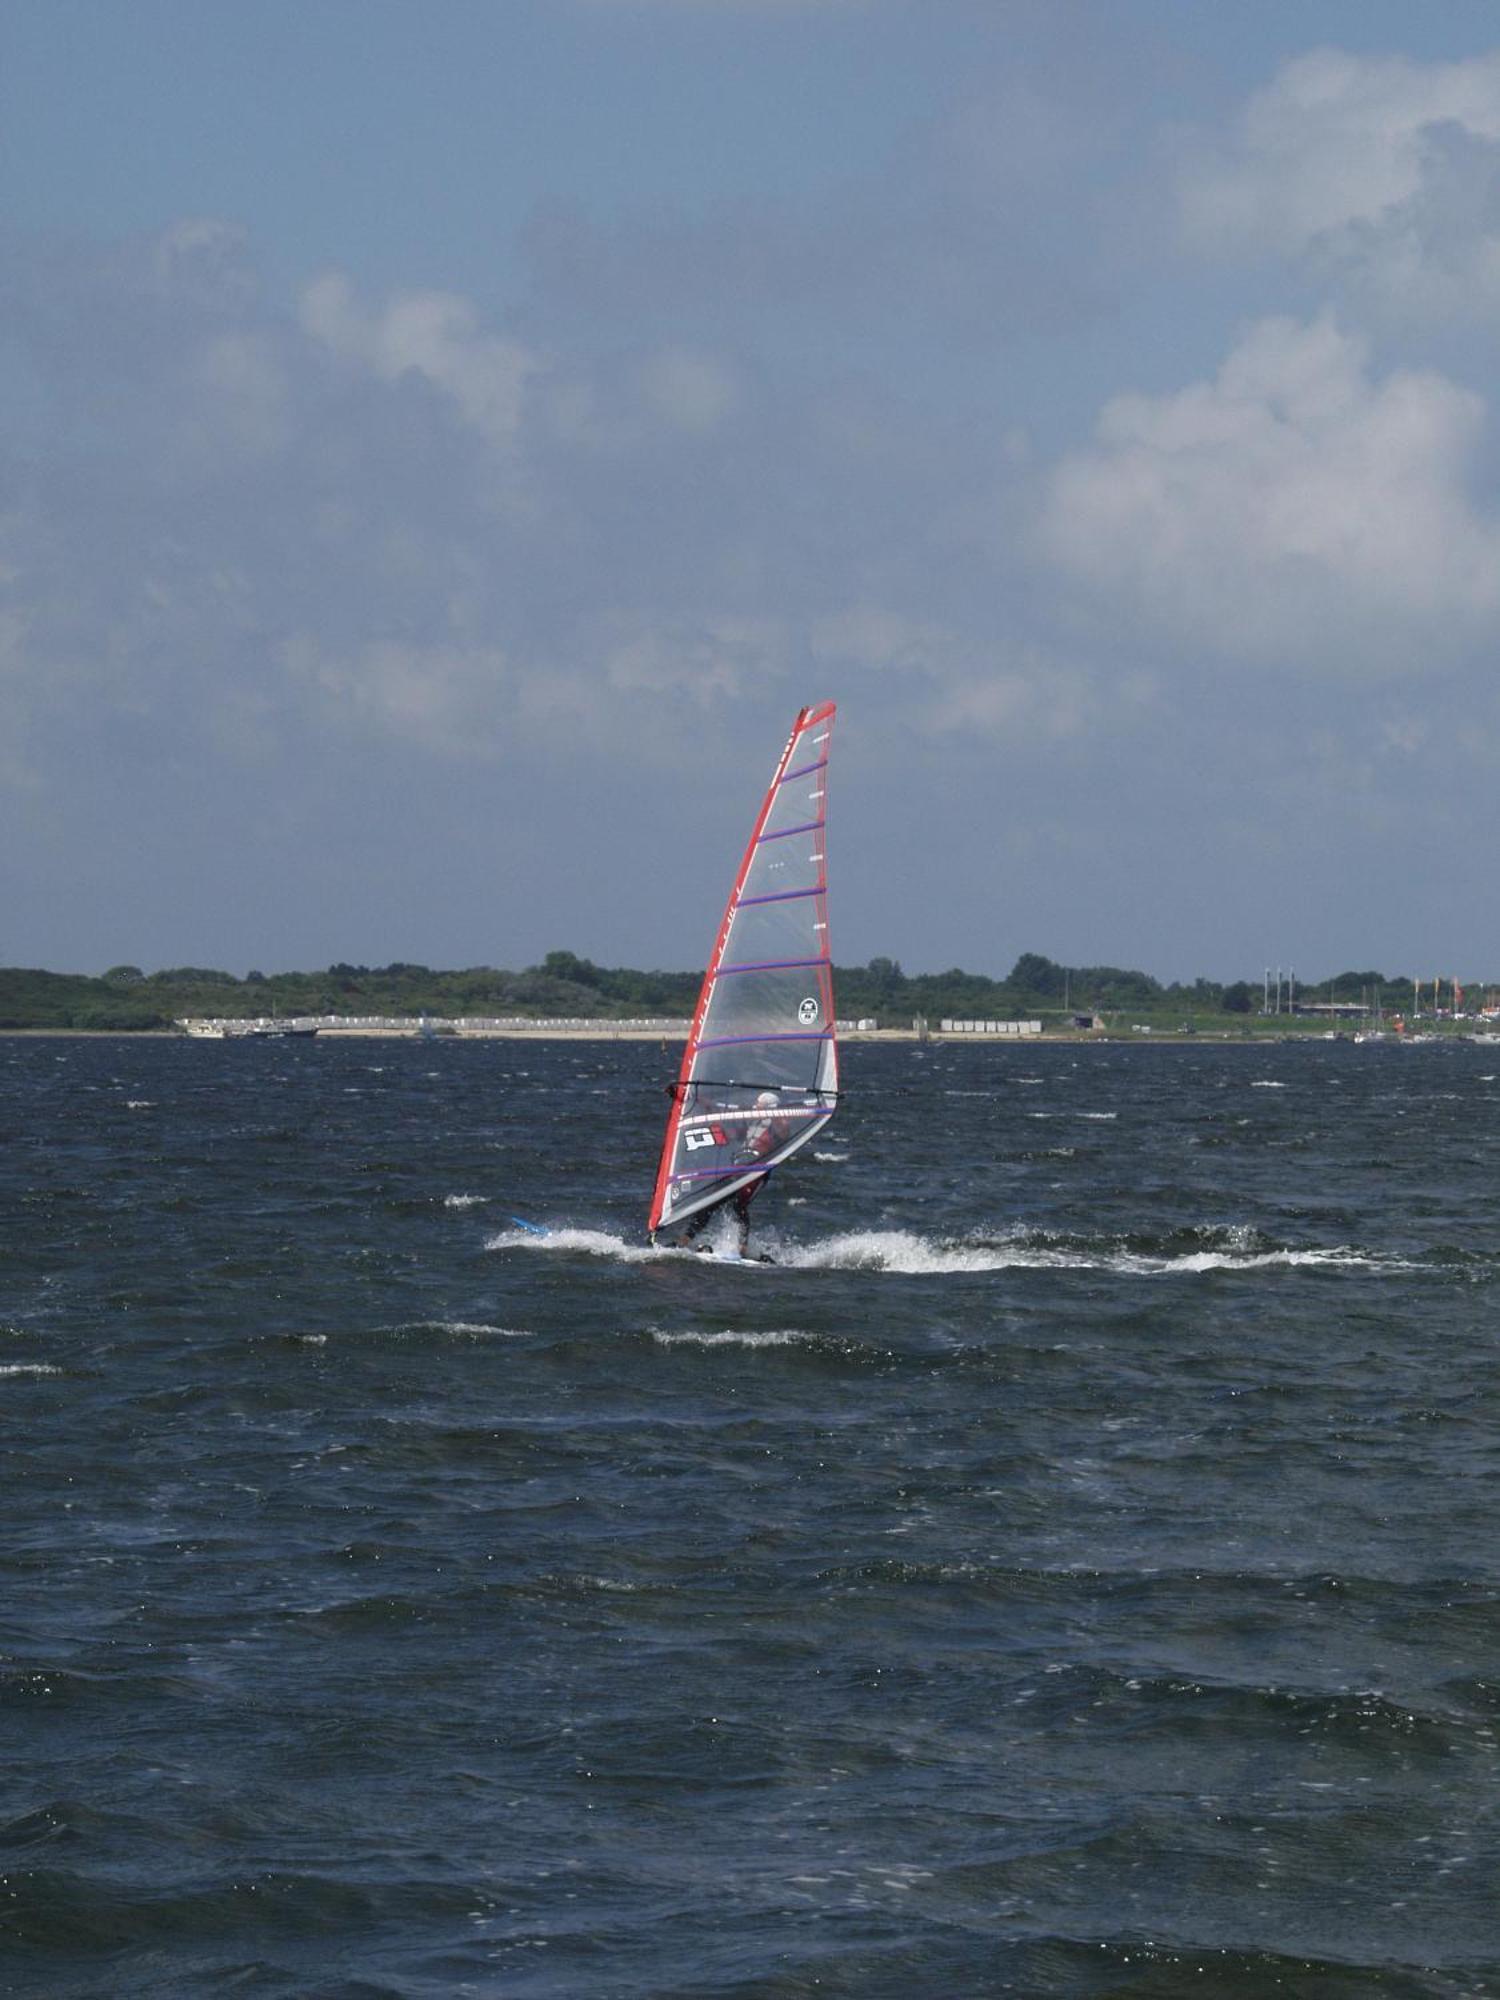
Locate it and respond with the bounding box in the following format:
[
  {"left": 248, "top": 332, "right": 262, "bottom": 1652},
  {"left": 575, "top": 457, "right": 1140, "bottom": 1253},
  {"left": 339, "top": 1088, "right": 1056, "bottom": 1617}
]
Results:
[
  {"left": 738, "top": 885, "right": 824, "bottom": 908},
  {"left": 695, "top": 1030, "right": 831, "bottom": 1050},
  {"left": 757, "top": 819, "right": 824, "bottom": 844},
  {"left": 779, "top": 756, "right": 828, "bottom": 784},
  {"left": 670, "top": 1135, "right": 826, "bottom": 1184},
  {"left": 680, "top": 1109, "right": 822, "bottom": 1129},
  {"left": 717, "top": 956, "right": 831, "bottom": 976}
]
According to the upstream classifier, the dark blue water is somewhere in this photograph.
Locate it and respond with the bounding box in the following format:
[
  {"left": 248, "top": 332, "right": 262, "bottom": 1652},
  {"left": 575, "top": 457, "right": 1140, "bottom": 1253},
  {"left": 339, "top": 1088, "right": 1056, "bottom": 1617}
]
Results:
[{"left": 3, "top": 1034, "right": 1498, "bottom": 1997}]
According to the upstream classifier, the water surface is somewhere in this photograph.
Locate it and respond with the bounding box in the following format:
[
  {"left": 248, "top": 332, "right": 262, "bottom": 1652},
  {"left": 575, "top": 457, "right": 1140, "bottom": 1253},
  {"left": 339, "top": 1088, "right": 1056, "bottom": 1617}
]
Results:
[{"left": 3, "top": 1036, "right": 1497, "bottom": 1996}]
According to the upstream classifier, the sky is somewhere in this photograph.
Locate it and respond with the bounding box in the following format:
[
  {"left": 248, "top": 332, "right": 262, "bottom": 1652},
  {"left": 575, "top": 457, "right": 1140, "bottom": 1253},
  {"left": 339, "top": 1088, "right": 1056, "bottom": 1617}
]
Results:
[{"left": 6, "top": 0, "right": 1500, "bottom": 983}]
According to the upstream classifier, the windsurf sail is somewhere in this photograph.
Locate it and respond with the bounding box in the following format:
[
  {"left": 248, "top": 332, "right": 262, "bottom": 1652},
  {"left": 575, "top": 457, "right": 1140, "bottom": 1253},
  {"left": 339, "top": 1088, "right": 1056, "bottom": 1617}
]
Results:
[{"left": 648, "top": 702, "right": 838, "bottom": 1239}]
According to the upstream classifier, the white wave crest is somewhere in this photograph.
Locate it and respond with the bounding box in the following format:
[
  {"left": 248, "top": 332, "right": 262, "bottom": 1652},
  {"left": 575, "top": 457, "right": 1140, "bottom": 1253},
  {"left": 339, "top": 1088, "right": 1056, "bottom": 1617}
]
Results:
[
  {"left": 443, "top": 1194, "right": 488, "bottom": 1208},
  {"left": 1163, "top": 1246, "right": 1399, "bottom": 1274},
  {"left": 651, "top": 1327, "right": 814, "bottom": 1350},
  {"left": 427, "top": 1320, "right": 532, "bottom": 1338},
  {"left": 486, "top": 1226, "right": 663, "bottom": 1263},
  {"left": 0, "top": 1363, "right": 60, "bottom": 1377},
  {"left": 781, "top": 1230, "right": 1032, "bottom": 1274},
  {"left": 777, "top": 1229, "right": 1409, "bottom": 1279},
  {"left": 812, "top": 1150, "right": 849, "bottom": 1162},
  {"left": 485, "top": 1223, "right": 1408, "bottom": 1280}
]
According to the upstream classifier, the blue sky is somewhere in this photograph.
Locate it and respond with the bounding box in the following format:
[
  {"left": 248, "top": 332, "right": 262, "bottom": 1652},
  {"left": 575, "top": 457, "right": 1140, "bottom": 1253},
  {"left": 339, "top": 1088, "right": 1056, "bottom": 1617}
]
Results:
[{"left": 7, "top": 0, "right": 1500, "bottom": 982}]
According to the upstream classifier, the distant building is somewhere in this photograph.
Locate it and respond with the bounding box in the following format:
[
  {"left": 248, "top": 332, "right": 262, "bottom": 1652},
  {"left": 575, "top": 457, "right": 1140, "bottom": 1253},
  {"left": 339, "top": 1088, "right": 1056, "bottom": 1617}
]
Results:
[{"left": 940, "top": 1019, "right": 1042, "bottom": 1036}]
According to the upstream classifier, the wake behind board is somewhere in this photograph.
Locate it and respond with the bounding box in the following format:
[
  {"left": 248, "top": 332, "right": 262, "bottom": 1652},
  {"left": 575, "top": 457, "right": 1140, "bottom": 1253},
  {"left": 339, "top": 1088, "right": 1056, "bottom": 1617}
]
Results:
[{"left": 651, "top": 1241, "right": 776, "bottom": 1264}]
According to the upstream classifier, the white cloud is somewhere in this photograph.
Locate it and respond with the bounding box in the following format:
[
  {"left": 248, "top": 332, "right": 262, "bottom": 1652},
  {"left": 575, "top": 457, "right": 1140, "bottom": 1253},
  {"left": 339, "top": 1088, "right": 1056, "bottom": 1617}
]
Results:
[
  {"left": 809, "top": 605, "right": 1113, "bottom": 741},
  {"left": 1181, "top": 48, "right": 1500, "bottom": 314},
  {"left": 300, "top": 272, "right": 536, "bottom": 446},
  {"left": 280, "top": 635, "right": 510, "bottom": 756},
  {"left": 599, "top": 612, "right": 784, "bottom": 700},
  {"left": 149, "top": 218, "right": 261, "bottom": 313},
  {"left": 1040, "top": 314, "right": 1500, "bottom": 668},
  {"left": 925, "top": 660, "right": 1094, "bottom": 740}
]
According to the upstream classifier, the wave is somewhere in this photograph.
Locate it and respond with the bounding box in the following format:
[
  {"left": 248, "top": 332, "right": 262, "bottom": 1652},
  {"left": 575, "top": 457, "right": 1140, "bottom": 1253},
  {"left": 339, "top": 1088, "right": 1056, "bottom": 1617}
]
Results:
[
  {"left": 485, "top": 1222, "right": 1418, "bottom": 1278},
  {"left": 406, "top": 1319, "right": 532, "bottom": 1339},
  {"left": 650, "top": 1327, "right": 816, "bottom": 1350},
  {"left": 773, "top": 1227, "right": 1410, "bottom": 1278},
  {"left": 486, "top": 1225, "right": 665, "bottom": 1262},
  {"left": 442, "top": 1193, "right": 488, "bottom": 1208}
]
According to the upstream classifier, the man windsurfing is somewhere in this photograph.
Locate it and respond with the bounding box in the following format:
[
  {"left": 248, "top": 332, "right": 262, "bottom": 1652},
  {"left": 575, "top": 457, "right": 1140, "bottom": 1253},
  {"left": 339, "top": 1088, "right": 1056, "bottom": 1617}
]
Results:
[
  {"left": 644, "top": 704, "right": 840, "bottom": 1253},
  {"left": 682, "top": 1091, "right": 786, "bottom": 1259}
]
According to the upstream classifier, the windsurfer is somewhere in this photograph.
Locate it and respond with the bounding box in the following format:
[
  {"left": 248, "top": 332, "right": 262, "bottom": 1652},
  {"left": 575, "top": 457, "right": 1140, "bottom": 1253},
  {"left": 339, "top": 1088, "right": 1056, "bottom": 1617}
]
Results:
[
  {"left": 644, "top": 703, "right": 839, "bottom": 1253},
  {"left": 683, "top": 1090, "right": 786, "bottom": 1257}
]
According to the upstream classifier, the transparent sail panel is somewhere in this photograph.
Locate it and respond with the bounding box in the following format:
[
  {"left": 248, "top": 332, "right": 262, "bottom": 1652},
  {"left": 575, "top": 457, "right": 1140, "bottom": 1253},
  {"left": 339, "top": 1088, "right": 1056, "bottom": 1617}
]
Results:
[
  {"left": 707, "top": 965, "right": 832, "bottom": 1042},
  {"left": 720, "top": 894, "right": 828, "bottom": 970},
  {"left": 737, "top": 825, "right": 824, "bottom": 906},
  {"left": 758, "top": 764, "right": 828, "bottom": 841}
]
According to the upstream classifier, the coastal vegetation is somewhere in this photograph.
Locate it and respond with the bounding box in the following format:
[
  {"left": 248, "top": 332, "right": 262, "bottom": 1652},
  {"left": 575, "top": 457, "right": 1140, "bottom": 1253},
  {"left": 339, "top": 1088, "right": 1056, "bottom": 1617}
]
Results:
[{"left": 0, "top": 954, "right": 1471, "bottom": 1033}]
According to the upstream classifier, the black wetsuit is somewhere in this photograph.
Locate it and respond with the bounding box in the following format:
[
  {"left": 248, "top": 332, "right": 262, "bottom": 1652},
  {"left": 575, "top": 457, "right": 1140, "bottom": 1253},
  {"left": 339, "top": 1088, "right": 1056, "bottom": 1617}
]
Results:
[
  {"left": 683, "top": 1179, "right": 760, "bottom": 1248},
  {"left": 680, "top": 1114, "right": 782, "bottom": 1253}
]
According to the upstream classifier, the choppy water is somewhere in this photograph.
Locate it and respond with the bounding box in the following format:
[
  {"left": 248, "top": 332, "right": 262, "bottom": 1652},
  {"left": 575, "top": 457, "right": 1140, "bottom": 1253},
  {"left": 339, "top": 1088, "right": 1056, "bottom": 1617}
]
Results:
[{"left": 3, "top": 1034, "right": 1498, "bottom": 1997}]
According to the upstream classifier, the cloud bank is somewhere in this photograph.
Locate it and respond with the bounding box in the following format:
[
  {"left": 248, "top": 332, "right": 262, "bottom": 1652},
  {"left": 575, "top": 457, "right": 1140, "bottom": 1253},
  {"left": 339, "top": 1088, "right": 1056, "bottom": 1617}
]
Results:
[
  {"left": 8, "top": 24, "right": 1500, "bottom": 977},
  {"left": 1181, "top": 47, "right": 1500, "bottom": 318},
  {"left": 1041, "top": 314, "right": 1500, "bottom": 667}
]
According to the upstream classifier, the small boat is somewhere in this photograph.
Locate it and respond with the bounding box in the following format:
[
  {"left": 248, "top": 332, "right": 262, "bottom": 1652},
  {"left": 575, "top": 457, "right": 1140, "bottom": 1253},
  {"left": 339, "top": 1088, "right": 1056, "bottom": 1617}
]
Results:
[{"left": 648, "top": 704, "right": 839, "bottom": 1248}]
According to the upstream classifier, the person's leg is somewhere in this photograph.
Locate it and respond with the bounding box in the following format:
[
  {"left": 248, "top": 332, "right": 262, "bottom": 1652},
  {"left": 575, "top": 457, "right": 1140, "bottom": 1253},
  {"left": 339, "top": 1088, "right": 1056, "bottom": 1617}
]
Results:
[{"left": 684, "top": 1198, "right": 719, "bottom": 1246}]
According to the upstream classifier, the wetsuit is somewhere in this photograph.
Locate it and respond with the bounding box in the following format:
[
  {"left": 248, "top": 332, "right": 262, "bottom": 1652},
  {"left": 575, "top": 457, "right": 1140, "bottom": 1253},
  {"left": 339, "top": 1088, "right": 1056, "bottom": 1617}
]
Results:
[{"left": 683, "top": 1112, "right": 780, "bottom": 1253}]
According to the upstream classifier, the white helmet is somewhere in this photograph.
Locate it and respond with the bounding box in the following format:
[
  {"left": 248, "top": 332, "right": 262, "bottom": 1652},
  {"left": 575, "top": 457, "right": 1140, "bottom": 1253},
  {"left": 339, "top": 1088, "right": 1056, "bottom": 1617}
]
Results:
[{"left": 755, "top": 1090, "right": 779, "bottom": 1107}]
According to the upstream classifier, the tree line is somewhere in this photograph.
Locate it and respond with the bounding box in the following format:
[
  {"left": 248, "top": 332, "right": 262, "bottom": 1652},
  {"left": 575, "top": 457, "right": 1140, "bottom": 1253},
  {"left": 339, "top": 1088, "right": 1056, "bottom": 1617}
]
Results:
[{"left": 0, "top": 952, "right": 1455, "bottom": 1032}]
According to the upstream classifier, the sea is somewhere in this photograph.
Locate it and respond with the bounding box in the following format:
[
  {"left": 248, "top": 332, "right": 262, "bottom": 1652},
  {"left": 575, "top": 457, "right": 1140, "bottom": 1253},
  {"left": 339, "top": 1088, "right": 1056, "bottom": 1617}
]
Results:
[{"left": 2, "top": 1032, "right": 1497, "bottom": 1998}]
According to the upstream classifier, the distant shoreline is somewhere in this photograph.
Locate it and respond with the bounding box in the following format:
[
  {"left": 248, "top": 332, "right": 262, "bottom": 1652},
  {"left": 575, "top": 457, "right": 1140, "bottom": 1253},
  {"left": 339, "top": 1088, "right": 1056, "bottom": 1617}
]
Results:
[{"left": 3, "top": 1025, "right": 1492, "bottom": 1046}]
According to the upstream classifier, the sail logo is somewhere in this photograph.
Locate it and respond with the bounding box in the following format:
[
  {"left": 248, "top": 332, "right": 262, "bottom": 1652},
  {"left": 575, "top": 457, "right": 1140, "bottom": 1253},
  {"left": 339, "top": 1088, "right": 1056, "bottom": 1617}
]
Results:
[
  {"left": 797, "top": 997, "right": 819, "bottom": 1024},
  {"left": 684, "top": 1126, "right": 727, "bottom": 1151}
]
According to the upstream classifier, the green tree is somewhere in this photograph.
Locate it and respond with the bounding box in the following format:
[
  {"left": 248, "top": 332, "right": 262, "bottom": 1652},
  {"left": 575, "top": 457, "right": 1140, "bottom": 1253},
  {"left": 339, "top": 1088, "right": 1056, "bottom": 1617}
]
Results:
[
  {"left": 539, "top": 950, "right": 600, "bottom": 987},
  {"left": 1007, "top": 952, "right": 1065, "bottom": 998}
]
